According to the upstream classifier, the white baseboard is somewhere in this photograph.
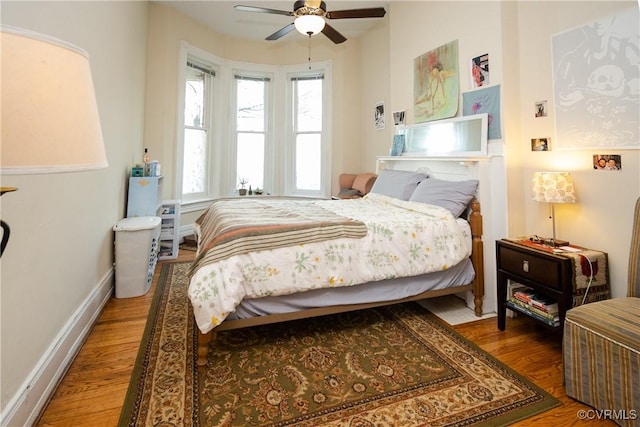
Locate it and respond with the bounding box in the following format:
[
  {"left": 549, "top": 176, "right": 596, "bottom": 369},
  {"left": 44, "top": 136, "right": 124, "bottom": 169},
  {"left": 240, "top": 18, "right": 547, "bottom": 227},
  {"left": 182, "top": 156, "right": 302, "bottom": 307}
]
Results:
[
  {"left": 0, "top": 268, "right": 114, "bottom": 427},
  {"left": 180, "top": 223, "right": 195, "bottom": 239}
]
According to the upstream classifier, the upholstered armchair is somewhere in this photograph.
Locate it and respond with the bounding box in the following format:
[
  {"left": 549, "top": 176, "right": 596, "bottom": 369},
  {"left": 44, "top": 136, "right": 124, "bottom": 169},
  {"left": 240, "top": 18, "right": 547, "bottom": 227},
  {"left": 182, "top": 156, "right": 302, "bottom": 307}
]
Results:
[
  {"left": 336, "top": 173, "right": 377, "bottom": 199},
  {"left": 563, "top": 197, "right": 640, "bottom": 426}
]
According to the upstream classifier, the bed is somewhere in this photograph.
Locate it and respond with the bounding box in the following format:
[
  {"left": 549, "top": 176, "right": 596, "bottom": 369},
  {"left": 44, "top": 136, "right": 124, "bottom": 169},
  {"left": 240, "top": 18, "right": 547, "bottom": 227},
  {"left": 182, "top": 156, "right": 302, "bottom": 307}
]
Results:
[{"left": 189, "top": 169, "right": 485, "bottom": 366}]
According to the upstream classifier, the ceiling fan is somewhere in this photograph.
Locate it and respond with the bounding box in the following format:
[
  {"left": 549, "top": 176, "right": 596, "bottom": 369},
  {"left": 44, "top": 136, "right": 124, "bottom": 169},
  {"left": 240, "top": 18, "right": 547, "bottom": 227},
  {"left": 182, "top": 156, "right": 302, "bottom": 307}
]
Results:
[{"left": 235, "top": 1, "right": 386, "bottom": 44}]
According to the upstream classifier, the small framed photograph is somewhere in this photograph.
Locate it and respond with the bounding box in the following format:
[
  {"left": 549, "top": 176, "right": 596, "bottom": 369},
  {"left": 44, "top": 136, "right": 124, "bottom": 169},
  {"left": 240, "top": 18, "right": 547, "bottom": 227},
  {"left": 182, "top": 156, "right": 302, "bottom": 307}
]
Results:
[
  {"left": 375, "top": 102, "right": 385, "bottom": 130},
  {"left": 392, "top": 110, "right": 405, "bottom": 126},
  {"left": 471, "top": 53, "right": 489, "bottom": 88},
  {"left": 531, "top": 137, "right": 550, "bottom": 151},
  {"left": 593, "top": 154, "right": 622, "bottom": 170},
  {"left": 535, "top": 100, "right": 547, "bottom": 117}
]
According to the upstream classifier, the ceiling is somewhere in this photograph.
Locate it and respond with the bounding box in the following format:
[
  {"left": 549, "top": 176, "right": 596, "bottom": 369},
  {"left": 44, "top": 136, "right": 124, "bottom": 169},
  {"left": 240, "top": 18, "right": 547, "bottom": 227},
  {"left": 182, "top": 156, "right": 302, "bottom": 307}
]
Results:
[{"left": 155, "top": 1, "right": 389, "bottom": 44}]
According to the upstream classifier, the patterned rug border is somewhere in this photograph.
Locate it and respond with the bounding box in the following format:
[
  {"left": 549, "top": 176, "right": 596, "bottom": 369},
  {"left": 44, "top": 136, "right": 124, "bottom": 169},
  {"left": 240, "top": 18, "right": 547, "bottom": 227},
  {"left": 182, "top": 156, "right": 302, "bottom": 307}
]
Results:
[
  {"left": 118, "top": 260, "right": 199, "bottom": 426},
  {"left": 422, "top": 315, "right": 562, "bottom": 427},
  {"left": 120, "top": 262, "right": 561, "bottom": 426}
]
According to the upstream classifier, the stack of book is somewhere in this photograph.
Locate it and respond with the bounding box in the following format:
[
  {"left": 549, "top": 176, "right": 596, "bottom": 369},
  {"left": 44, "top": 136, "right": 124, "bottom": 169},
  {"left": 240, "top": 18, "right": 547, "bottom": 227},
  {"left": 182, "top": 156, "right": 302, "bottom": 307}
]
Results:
[{"left": 506, "top": 282, "right": 560, "bottom": 327}]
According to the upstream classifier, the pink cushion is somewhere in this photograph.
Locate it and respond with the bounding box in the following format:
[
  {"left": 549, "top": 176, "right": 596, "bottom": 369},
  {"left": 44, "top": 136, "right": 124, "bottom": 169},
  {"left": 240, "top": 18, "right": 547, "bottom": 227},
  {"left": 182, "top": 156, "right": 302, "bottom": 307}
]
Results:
[{"left": 352, "top": 173, "right": 377, "bottom": 195}]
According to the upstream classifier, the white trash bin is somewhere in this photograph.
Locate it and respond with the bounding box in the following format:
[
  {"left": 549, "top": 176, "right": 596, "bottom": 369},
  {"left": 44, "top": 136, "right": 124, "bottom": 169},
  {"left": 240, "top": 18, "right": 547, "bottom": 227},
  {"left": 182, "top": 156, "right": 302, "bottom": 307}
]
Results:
[{"left": 113, "top": 216, "right": 161, "bottom": 298}]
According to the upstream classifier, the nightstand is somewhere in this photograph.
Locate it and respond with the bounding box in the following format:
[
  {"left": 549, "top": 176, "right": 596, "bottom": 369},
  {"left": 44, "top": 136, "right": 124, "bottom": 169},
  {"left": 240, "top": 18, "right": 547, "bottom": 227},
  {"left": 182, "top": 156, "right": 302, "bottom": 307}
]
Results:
[{"left": 496, "top": 239, "right": 610, "bottom": 331}]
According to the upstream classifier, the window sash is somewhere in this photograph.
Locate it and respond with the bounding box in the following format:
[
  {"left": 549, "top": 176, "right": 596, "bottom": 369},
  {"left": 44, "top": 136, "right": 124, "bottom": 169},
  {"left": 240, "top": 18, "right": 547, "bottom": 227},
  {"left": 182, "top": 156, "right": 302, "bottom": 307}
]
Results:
[
  {"left": 234, "top": 74, "right": 268, "bottom": 193},
  {"left": 290, "top": 73, "right": 324, "bottom": 194},
  {"left": 182, "top": 61, "right": 213, "bottom": 199}
]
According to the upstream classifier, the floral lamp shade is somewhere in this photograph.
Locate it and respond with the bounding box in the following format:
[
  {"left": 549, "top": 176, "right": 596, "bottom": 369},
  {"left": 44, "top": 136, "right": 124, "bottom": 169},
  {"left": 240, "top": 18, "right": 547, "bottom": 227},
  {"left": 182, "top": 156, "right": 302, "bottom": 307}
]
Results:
[{"left": 532, "top": 172, "right": 576, "bottom": 204}]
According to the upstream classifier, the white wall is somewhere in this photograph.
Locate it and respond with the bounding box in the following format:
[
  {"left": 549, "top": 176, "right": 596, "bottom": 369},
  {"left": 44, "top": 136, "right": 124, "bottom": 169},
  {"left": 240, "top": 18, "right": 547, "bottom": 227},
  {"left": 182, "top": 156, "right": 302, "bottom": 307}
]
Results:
[
  {"left": 514, "top": 1, "right": 639, "bottom": 298},
  {"left": 358, "top": 17, "right": 391, "bottom": 171},
  {"left": 0, "top": 2, "right": 148, "bottom": 424},
  {"left": 360, "top": 1, "right": 639, "bottom": 301}
]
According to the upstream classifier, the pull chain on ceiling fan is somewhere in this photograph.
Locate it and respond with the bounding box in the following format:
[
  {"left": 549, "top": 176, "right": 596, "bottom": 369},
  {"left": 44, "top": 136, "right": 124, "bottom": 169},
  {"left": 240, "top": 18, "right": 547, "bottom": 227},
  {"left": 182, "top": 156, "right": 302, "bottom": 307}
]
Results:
[
  {"left": 307, "top": 33, "right": 312, "bottom": 69},
  {"left": 234, "top": 1, "right": 386, "bottom": 44}
]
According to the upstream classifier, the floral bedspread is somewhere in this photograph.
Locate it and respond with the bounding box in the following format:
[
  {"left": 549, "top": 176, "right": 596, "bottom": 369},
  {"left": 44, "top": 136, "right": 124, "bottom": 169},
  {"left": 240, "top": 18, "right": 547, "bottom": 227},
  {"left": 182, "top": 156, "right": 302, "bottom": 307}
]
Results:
[
  {"left": 189, "top": 198, "right": 368, "bottom": 275},
  {"left": 189, "top": 193, "right": 472, "bottom": 334}
]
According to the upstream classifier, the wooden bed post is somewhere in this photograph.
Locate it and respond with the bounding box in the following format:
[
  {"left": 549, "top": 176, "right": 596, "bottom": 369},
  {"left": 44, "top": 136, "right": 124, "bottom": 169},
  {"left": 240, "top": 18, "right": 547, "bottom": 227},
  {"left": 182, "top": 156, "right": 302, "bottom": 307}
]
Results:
[
  {"left": 469, "top": 198, "right": 484, "bottom": 316},
  {"left": 197, "top": 331, "right": 213, "bottom": 367}
]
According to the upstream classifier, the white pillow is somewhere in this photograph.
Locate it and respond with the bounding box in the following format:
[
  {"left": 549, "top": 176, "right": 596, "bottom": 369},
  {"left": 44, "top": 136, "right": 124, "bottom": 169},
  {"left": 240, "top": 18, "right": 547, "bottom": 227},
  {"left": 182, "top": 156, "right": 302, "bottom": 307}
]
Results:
[
  {"left": 369, "top": 169, "right": 428, "bottom": 201},
  {"left": 409, "top": 177, "right": 479, "bottom": 217}
]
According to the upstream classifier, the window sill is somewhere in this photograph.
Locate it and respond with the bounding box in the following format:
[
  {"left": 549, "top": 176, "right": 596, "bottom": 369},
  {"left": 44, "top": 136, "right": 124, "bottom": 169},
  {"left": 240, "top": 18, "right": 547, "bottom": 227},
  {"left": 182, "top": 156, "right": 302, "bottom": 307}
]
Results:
[{"left": 181, "top": 193, "right": 333, "bottom": 213}]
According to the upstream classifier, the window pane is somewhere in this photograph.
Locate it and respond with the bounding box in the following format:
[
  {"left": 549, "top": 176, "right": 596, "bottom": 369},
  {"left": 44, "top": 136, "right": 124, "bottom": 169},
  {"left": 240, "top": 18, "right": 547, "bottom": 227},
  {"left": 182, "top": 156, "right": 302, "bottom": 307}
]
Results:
[
  {"left": 237, "top": 133, "right": 264, "bottom": 190},
  {"left": 296, "top": 134, "right": 321, "bottom": 190},
  {"left": 237, "top": 79, "right": 264, "bottom": 132},
  {"left": 185, "top": 69, "right": 204, "bottom": 127},
  {"left": 296, "top": 79, "right": 322, "bottom": 132},
  {"left": 183, "top": 129, "right": 207, "bottom": 194}
]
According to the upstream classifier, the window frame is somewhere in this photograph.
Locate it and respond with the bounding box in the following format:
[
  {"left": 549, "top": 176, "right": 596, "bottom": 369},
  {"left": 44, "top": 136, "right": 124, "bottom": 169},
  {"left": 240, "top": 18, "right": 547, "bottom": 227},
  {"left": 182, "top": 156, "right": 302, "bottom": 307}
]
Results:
[
  {"left": 231, "top": 70, "right": 274, "bottom": 196},
  {"left": 181, "top": 62, "right": 214, "bottom": 200},
  {"left": 176, "top": 41, "right": 332, "bottom": 212},
  {"left": 176, "top": 43, "right": 225, "bottom": 207},
  {"left": 286, "top": 71, "right": 329, "bottom": 197}
]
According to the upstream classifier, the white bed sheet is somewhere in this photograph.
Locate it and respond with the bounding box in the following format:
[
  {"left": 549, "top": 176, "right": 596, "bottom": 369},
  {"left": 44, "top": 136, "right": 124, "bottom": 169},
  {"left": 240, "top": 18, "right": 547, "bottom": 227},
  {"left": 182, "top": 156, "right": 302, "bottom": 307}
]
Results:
[{"left": 228, "top": 257, "right": 475, "bottom": 319}]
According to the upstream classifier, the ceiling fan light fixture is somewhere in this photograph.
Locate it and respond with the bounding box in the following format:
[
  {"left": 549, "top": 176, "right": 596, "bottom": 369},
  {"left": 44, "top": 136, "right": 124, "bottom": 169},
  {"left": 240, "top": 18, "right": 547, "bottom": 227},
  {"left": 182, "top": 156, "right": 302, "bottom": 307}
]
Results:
[{"left": 294, "top": 15, "right": 325, "bottom": 36}]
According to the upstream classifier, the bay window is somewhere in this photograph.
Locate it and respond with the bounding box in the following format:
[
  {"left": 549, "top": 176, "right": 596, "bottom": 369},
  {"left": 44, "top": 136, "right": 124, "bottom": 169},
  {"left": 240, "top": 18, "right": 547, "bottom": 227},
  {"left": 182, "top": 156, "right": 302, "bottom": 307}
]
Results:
[{"left": 177, "top": 42, "right": 332, "bottom": 207}]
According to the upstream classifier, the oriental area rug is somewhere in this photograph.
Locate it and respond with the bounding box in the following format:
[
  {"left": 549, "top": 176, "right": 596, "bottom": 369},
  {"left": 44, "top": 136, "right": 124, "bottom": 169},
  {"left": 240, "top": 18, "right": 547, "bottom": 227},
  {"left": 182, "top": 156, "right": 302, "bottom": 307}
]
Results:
[{"left": 119, "top": 262, "right": 560, "bottom": 426}]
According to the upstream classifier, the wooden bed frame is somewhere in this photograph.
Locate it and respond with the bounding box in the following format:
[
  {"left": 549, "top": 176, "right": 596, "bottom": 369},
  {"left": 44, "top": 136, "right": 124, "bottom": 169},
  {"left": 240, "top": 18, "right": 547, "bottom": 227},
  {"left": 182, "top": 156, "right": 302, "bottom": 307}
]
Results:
[{"left": 196, "top": 198, "right": 484, "bottom": 366}]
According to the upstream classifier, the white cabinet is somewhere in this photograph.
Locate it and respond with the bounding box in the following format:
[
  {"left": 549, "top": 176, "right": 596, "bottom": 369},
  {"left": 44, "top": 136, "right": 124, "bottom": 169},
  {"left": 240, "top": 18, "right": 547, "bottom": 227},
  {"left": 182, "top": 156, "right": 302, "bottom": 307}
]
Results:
[
  {"left": 127, "top": 176, "right": 163, "bottom": 217},
  {"left": 159, "top": 200, "right": 180, "bottom": 260}
]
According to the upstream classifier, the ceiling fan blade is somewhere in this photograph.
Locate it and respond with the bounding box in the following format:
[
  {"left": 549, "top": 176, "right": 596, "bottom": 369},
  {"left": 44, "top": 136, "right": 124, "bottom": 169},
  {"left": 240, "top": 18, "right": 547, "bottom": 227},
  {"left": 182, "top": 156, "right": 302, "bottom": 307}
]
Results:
[
  {"left": 266, "top": 23, "right": 296, "bottom": 41},
  {"left": 321, "top": 23, "right": 347, "bottom": 44},
  {"left": 326, "top": 8, "right": 386, "bottom": 19},
  {"left": 234, "top": 5, "right": 293, "bottom": 17}
]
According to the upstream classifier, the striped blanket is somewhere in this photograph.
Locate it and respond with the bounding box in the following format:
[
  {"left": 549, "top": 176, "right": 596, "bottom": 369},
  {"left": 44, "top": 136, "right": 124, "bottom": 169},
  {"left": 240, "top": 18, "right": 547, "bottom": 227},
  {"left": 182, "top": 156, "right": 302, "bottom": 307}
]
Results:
[{"left": 189, "top": 198, "right": 368, "bottom": 276}]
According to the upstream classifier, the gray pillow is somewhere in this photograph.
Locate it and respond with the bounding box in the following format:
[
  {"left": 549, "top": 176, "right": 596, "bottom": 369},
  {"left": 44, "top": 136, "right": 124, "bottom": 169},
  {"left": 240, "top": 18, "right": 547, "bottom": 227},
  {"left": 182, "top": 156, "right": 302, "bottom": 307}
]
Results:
[
  {"left": 369, "top": 169, "right": 428, "bottom": 201},
  {"left": 337, "top": 188, "right": 361, "bottom": 198},
  {"left": 409, "top": 177, "right": 479, "bottom": 217}
]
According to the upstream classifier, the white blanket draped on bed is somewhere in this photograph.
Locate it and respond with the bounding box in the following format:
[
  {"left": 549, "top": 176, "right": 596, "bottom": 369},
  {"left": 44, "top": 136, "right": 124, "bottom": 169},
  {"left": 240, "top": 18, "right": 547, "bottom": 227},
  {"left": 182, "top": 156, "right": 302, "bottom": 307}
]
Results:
[{"left": 189, "top": 193, "right": 472, "bottom": 334}]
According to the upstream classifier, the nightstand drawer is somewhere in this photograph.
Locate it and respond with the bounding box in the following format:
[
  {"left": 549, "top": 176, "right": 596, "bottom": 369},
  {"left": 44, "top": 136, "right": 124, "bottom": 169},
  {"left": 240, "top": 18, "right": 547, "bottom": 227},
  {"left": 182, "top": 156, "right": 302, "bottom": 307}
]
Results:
[{"left": 498, "top": 246, "right": 564, "bottom": 289}]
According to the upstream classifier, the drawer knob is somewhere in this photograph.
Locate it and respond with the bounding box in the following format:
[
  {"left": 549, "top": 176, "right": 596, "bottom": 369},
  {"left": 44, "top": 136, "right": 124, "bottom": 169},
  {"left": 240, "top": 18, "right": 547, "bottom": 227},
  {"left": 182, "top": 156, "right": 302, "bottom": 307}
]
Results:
[{"left": 523, "top": 260, "right": 529, "bottom": 273}]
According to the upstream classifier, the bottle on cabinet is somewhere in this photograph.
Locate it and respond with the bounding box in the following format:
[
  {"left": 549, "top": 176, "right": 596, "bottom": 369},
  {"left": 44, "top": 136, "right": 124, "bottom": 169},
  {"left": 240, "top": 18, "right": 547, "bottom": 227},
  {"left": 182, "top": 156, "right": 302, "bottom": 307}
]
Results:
[
  {"left": 141, "top": 148, "right": 160, "bottom": 177},
  {"left": 143, "top": 147, "right": 150, "bottom": 164}
]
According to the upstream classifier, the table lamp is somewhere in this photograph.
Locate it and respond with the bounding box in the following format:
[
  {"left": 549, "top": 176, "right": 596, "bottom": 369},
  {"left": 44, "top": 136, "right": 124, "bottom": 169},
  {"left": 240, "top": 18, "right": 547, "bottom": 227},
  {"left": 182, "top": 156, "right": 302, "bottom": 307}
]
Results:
[
  {"left": 0, "top": 26, "right": 108, "bottom": 256},
  {"left": 531, "top": 171, "right": 576, "bottom": 247}
]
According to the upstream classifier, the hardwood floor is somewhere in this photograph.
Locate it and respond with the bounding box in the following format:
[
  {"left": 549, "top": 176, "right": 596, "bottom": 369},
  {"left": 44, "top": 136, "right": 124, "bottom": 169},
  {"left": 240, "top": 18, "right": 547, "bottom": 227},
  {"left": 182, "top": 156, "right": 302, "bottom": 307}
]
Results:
[{"left": 36, "top": 249, "right": 612, "bottom": 426}]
